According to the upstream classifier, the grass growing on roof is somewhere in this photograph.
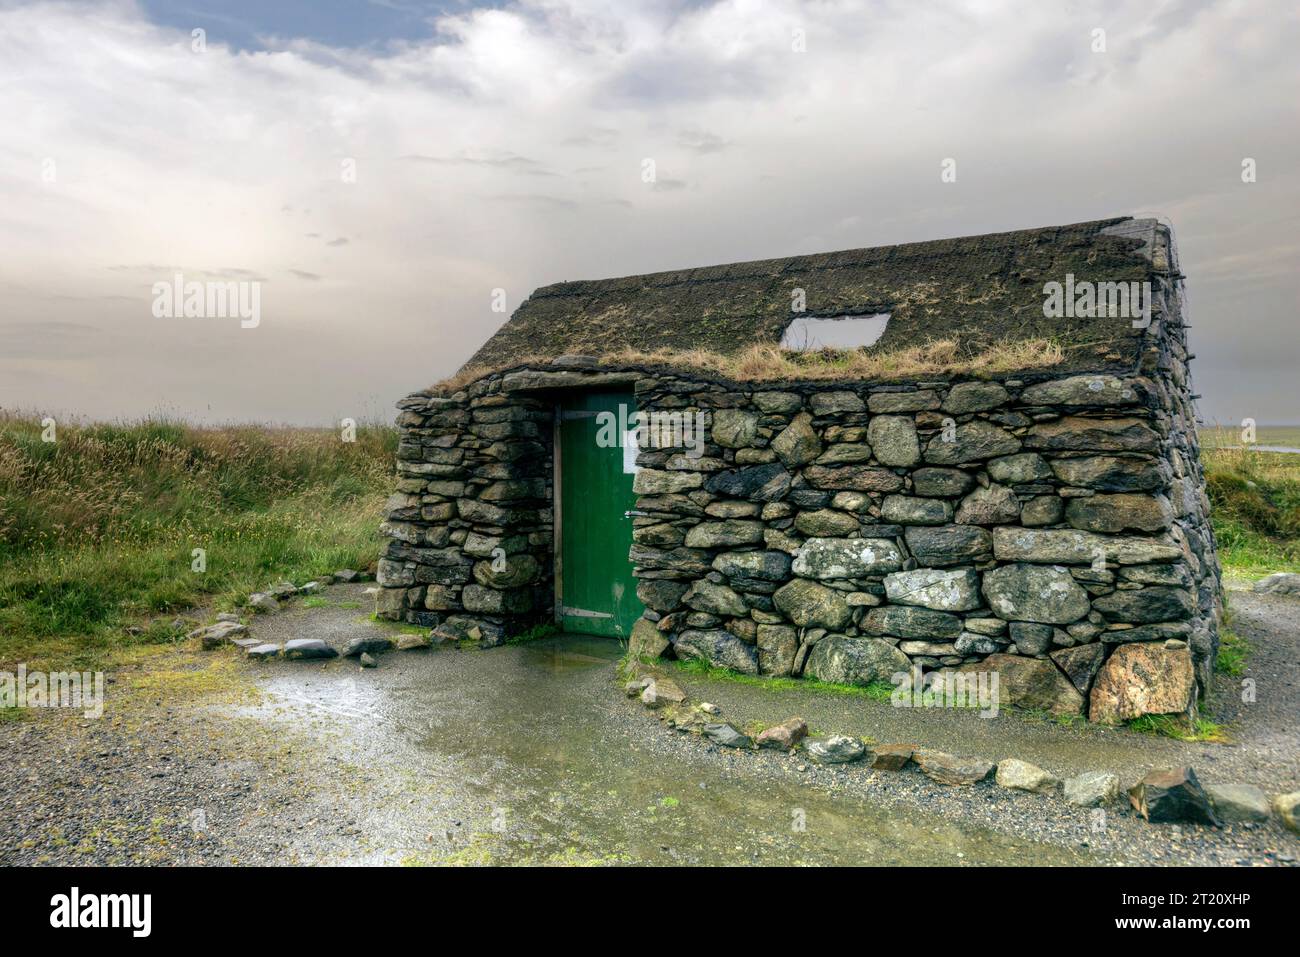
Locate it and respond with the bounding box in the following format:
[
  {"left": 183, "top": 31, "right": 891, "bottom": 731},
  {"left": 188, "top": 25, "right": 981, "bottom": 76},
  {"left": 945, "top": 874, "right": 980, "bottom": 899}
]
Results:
[{"left": 432, "top": 338, "right": 1064, "bottom": 393}]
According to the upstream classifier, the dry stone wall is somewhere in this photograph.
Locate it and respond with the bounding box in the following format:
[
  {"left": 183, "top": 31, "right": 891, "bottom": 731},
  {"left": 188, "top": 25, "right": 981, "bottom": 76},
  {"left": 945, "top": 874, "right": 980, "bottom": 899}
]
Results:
[
  {"left": 377, "top": 381, "right": 554, "bottom": 646},
  {"left": 627, "top": 362, "right": 1221, "bottom": 723}
]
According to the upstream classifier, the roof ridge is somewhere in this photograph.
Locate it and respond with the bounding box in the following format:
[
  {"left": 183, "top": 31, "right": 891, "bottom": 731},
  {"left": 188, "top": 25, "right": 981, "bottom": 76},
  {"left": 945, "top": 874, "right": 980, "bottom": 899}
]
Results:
[{"left": 533, "top": 216, "right": 1134, "bottom": 296}]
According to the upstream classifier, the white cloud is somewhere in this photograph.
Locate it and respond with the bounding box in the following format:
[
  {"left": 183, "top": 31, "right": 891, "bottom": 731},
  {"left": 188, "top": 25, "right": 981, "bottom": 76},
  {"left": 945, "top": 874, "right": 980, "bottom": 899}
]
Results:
[{"left": 0, "top": 0, "right": 1297, "bottom": 424}]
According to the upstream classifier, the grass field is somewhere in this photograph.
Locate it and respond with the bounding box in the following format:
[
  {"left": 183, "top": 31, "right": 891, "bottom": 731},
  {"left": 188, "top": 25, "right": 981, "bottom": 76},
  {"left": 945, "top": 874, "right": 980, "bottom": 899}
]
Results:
[
  {"left": 0, "top": 413, "right": 395, "bottom": 669},
  {"left": 1200, "top": 426, "right": 1300, "bottom": 578}
]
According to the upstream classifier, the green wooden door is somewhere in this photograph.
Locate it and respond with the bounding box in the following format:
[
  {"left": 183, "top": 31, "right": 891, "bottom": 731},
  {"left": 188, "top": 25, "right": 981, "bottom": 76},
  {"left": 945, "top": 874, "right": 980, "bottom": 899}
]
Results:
[{"left": 558, "top": 391, "right": 644, "bottom": 638}]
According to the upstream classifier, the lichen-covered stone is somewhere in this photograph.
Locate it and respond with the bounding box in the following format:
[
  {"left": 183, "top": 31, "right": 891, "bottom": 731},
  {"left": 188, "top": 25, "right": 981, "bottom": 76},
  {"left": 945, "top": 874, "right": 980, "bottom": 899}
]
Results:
[
  {"left": 813, "top": 443, "right": 873, "bottom": 464},
  {"left": 1026, "top": 417, "right": 1161, "bottom": 454},
  {"left": 805, "top": 734, "right": 868, "bottom": 763},
  {"left": 1272, "top": 793, "right": 1300, "bottom": 834},
  {"left": 756, "top": 624, "right": 798, "bottom": 676},
  {"left": 904, "top": 525, "right": 992, "bottom": 567},
  {"left": 673, "top": 629, "right": 760, "bottom": 674},
  {"left": 1008, "top": 621, "right": 1053, "bottom": 655},
  {"left": 867, "top": 415, "right": 921, "bottom": 467},
  {"left": 1091, "top": 586, "right": 1194, "bottom": 623},
  {"left": 1019, "top": 374, "right": 1140, "bottom": 406},
  {"left": 1065, "top": 493, "right": 1173, "bottom": 533},
  {"left": 684, "top": 520, "right": 765, "bottom": 548},
  {"left": 995, "top": 758, "right": 1060, "bottom": 794},
  {"left": 711, "top": 550, "right": 792, "bottom": 588},
  {"left": 955, "top": 631, "right": 1004, "bottom": 654},
  {"left": 629, "top": 618, "right": 670, "bottom": 659},
  {"left": 1020, "top": 495, "right": 1063, "bottom": 527},
  {"left": 793, "top": 509, "right": 860, "bottom": 537},
  {"left": 792, "top": 537, "right": 905, "bottom": 579},
  {"left": 804, "top": 465, "right": 904, "bottom": 492},
  {"left": 868, "top": 390, "right": 938, "bottom": 413},
  {"left": 862, "top": 605, "right": 963, "bottom": 639},
  {"left": 943, "top": 381, "right": 1009, "bottom": 414},
  {"left": 633, "top": 469, "right": 703, "bottom": 495},
  {"left": 753, "top": 391, "right": 802, "bottom": 414},
  {"left": 881, "top": 494, "right": 952, "bottom": 526},
  {"left": 1252, "top": 572, "right": 1300, "bottom": 596},
  {"left": 911, "top": 467, "right": 975, "bottom": 497},
  {"left": 804, "top": 636, "right": 909, "bottom": 686},
  {"left": 992, "top": 527, "right": 1182, "bottom": 565},
  {"left": 924, "top": 421, "right": 1021, "bottom": 464},
  {"left": 773, "top": 578, "right": 851, "bottom": 629},
  {"left": 956, "top": 484, "right": 1021, "bottom": 525},
  {"left": 462, "top": 584, "right": 532, "bottom": 614},
  {"left": 685, "top": 580, "right": 748, "bottom": 616},
  {"left": 472, "top": 554, "right": 541, "bottom": 588},
  {"left": 883, "top": 568, "right": 981, "bottom": 612},
  {"left": 770, "top": 412, "right": 821, "bottom": 466},
  {"left": 1049, "top": 455, "right": 1164, "bottom": 492},
  {"left": 983, "top": 564, "right": 1090, "bottom": 624},
  {"left": 987, "top": 453, "right": 1052, "bottom": 484},
  {"left": 711, "top": 408, "right": 760, "bottom": 448},
  {"left": 809, "top": 391, "right": 865, "bottom": 415},
  {"left": 913, "top": 749, "right": 995, "bottom": 786},
  {"left": 1064, "top": 771, "right": 1122, "bottom": 807},
  {"left": 1204, "top": 784, "right": 1271, "bottom": 823}
]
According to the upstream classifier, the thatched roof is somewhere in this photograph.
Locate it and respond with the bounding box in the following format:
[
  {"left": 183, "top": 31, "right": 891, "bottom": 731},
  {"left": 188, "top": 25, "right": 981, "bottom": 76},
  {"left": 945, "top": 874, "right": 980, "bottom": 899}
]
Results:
[{"left": 463, "top": 216, "right": 1171, "bottom": 377}]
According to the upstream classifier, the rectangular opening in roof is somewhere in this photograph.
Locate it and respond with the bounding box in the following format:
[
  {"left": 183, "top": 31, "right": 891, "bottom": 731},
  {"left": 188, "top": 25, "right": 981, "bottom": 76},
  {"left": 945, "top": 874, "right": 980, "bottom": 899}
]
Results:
[{"left": 780, "top": 313, "right": 890, "bottom": 351}]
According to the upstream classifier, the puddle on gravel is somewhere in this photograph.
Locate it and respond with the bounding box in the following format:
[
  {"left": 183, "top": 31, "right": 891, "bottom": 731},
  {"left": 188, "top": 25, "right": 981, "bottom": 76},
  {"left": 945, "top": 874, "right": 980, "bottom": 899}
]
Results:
[{"left": 233, "top": 634, "right": 1092, "bottom": 866}]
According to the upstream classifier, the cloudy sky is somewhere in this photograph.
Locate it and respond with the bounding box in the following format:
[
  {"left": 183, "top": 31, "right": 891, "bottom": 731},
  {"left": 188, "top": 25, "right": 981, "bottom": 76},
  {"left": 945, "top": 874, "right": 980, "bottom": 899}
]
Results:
[{"left": 0, "top": 0, "right": 1296, "bottom": 426}]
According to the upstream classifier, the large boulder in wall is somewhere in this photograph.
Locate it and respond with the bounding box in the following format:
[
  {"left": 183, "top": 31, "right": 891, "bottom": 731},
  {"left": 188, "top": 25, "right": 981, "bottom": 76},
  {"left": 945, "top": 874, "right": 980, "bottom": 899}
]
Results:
[
  {"left": 982, "top": 563, "right": 1090, "bottom": 624},
  {"left": 1088, "top": 641, "right": 1196, "bottom": 724},
  {"left": 804, "top": 636, "right": 909, "bottom": 687},
  {"left": 958, "top": 653, "right": 1083, "bottom": 716}
]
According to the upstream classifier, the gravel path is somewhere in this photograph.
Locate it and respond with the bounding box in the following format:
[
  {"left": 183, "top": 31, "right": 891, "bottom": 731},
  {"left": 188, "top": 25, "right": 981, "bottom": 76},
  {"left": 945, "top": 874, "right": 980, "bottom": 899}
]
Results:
[{"left": 0, "top": 582, "right": 1295, "bottom": 866}]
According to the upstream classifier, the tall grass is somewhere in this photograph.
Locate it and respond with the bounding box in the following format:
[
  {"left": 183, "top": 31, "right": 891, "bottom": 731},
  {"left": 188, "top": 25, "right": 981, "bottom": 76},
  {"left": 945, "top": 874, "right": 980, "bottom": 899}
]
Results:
[
  {"left": 1201, "top": 431, "right": 1300, "bottom": 576},
  {"left": 0, "top": 412, "right": 396, "bottom": 665}
]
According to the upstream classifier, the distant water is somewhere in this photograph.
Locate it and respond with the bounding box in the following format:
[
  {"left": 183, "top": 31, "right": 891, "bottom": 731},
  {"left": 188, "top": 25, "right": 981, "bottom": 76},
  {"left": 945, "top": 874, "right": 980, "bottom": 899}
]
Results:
[{"left": 1215, "top": 445, "right": 1300, "bottom": 454}]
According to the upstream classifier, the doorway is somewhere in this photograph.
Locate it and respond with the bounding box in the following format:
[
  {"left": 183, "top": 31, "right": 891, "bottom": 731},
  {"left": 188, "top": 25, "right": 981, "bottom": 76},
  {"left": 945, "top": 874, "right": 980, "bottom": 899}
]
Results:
[{"left": 555, "top": 391, "right": 645, "bottom": 638}]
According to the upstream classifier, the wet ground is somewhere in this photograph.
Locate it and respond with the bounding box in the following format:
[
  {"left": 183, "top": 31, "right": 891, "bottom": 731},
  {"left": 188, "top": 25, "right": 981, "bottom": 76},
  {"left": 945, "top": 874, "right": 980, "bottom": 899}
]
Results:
[
  {"left": 2, "top": 583, "right": 1297, "bottom": 866},
  {"left": 230, "top": 623, "right": 1089, "bottom": 865}
]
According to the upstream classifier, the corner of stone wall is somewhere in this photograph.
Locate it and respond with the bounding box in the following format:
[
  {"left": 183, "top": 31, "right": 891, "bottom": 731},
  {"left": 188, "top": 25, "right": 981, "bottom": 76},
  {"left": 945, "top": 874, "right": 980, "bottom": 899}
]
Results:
[{"left": 376, "top": 375, "right": 553, "bottom": 644}]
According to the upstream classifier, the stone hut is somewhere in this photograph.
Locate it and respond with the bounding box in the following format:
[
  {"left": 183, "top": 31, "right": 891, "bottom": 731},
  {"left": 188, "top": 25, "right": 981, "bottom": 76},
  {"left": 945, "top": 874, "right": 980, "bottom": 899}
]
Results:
[{"left": 379, "top": 216, "right": 1221, "bottom": 723}]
